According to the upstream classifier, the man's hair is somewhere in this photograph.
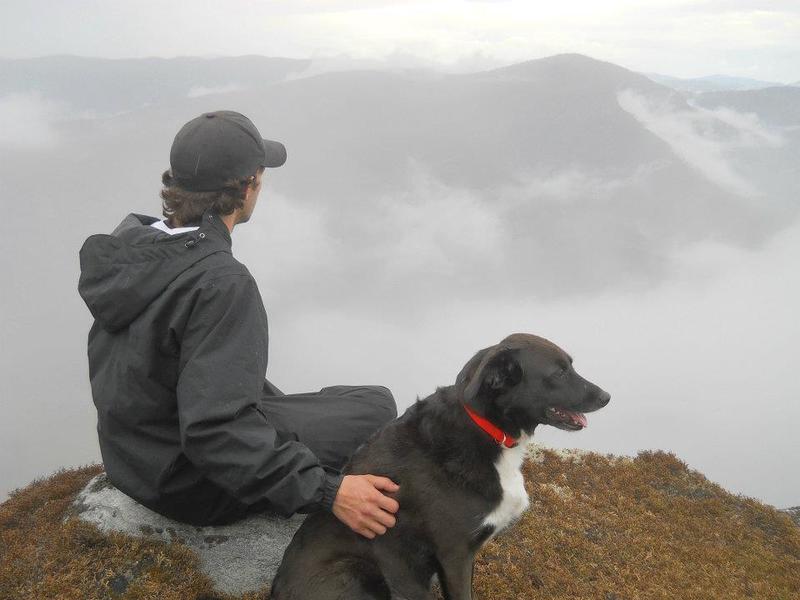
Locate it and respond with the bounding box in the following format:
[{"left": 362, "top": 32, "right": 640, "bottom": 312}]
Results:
[{"left": 160, "top": 166, "right": 264, "bottom": 226}]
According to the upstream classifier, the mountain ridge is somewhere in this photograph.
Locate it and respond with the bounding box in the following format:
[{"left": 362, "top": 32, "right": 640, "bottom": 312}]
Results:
[{"left": 644, "top": 72, "right": 786, "bottom": 92}]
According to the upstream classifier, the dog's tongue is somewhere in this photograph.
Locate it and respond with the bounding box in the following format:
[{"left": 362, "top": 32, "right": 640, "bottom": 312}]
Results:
[{"left": 565, "top": 410, "right": 587, "bottom": 428}]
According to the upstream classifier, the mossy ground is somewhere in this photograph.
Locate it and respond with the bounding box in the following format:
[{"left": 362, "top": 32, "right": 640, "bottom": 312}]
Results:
[
  {"left": 0, "top": 465, "right": 265, "bottom": 600},
  {"left": 473, "top": 449, "right": 800, "bottom": 600},
  {"left": 1, "top": 451, "right": 798, "bottom": 599}
]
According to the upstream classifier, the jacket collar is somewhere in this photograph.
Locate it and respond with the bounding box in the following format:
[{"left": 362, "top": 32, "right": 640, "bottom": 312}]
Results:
[{"left": 198, "top": 208, "right": 233, "bottom": 247}]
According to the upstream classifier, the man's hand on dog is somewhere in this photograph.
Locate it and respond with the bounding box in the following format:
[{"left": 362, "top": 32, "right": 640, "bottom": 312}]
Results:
[{"left": 332, "top": 474, "right": 400, "bottom": 539}]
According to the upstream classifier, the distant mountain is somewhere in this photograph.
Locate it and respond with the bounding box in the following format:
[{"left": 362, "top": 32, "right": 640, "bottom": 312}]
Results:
[
  {"left": 0, "top": 55, "right": 311, "bottom": 116},
  {"left": 248, "top": 53, "right": 697, "bottom": 200},
  {"left": 0, "top": 52, "right": 781, "bottom": 304},
  {"left": 692, "top": 86, "right": 800, "bottom": 127},
  {"left": 687, "top": 85, "right": 800, "bottom": 215},
  {"left": 483, "top": 53, "right": 667, "bottom": 93},
  {"left": 644, "top": 72, "right": 784, "bottom": 92}
]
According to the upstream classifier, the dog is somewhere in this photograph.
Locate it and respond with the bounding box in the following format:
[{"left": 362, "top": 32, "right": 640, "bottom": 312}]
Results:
[{"left": 270, "top": 333, "right": 611, "bottom": 600}]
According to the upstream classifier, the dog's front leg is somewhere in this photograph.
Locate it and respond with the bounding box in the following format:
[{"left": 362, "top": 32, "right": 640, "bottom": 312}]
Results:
[
  {"left": 380, "top": 557, "right": 435, "bottom": 600},
  {"left": 385, "top": 571, "right": 434, "bottom": 600},
  {"left": 437, "top": 551, "right": 475, "bottom": 600},
  {"left": 388, "top": 588, "right": 434, "bottom": 600}
]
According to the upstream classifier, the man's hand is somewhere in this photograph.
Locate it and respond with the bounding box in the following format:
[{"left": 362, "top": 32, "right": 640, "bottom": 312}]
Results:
[{"left": 332, "top": 474, "right": 400, "bottom": 539}]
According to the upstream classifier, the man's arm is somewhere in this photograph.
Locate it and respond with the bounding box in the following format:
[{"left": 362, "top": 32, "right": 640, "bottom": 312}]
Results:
[
  {"left": 177, "top": 272, "right": 400, "bottom": 535},
  {"left": 177, "top": 272, "right": 340, "bottom": 515}
]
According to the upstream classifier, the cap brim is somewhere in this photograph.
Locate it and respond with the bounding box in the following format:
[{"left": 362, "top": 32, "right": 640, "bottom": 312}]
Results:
[{"left": 261, "top": 138, "right": 287, "bottom": 168}]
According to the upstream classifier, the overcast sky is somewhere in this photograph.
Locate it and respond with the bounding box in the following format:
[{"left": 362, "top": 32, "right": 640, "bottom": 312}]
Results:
[{"left": 2, "top": 0, "right": 799, "bottom": 82}]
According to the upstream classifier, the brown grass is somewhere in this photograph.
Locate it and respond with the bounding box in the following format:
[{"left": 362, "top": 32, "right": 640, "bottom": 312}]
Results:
[
  {"left": 0, "top": 464, "right": 266, "bottom": 600},
  {"left": 1, "top": 451, "right": 798, "bottom": 599},
  {"left": 473, "top": 450, "right": 800, "bottom": 600}
]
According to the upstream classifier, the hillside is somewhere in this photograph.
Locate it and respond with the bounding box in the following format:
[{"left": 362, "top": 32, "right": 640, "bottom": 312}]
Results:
[
  {"left": 0, "top": 55, "right": 311, "bottom": 115},
  {"left": 643, "top": 73, "right": 783, "bottom": 92},
  {"left": 1, "top": 449, "right": 797, "bottom": 599},
  {"left": 691, "top": 86, "right": 800, "bottom": 128}
]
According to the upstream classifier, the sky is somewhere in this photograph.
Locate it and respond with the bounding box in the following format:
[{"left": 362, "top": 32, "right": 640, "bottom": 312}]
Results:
[{"left": 1, "top": 0, "right": 800, "bottom": 82}]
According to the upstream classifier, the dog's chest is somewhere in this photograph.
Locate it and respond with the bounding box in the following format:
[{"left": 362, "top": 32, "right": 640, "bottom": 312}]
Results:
[{"left": 481, "top": 442, "right": 529, "bottom": 534}]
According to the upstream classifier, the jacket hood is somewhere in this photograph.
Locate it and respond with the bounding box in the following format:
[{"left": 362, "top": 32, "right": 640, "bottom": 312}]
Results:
[{"left": 78, "top": 211, "right": 232, "bottom": 332}]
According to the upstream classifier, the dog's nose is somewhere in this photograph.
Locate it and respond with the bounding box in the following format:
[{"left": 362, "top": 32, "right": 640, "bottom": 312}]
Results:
[{"left": 598, "top": 390, "right": 611, "bottom": 406}]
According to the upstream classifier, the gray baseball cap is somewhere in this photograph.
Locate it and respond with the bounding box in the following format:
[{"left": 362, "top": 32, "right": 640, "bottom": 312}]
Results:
[{"left": 169, "top": 110, "right": 287, "bottom": 191}]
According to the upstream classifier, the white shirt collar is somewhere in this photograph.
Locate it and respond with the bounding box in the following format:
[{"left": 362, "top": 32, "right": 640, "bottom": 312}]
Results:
[{"left": 150, "top": 220, "right": 200, "bottom": 235}]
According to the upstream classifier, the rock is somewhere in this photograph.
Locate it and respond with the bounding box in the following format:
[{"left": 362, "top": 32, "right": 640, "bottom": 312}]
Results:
[
  {"left": 68, "top": 473, "right": 304, "bottom": 596},
  {"left": 782, "top": 506, "right": 800, "bottom": 526}
]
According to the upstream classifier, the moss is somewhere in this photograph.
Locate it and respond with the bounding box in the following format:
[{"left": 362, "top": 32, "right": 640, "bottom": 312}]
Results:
[
  {"left": 2, "top": 452, "right": 798, "bottom": 599},
  {"left": 0, "top": 465, "right": 266, "bottom": 600},
  {"left": 473, "top": 449, "right": 800, "bottom": 600}
]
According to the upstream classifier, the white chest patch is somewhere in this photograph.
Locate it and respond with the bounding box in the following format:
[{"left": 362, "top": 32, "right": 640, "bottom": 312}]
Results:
[{"left": 481, "top": 437, "right": 530, "bottom": 535}]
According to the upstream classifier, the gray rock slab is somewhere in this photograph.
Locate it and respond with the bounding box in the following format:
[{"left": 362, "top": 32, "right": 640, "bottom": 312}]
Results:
[
  {"left": 68, "top": 473, "right": 305, "bottom": 596},
  {"left": 782, "top": 506, "right": 800, "bottom": 526}
]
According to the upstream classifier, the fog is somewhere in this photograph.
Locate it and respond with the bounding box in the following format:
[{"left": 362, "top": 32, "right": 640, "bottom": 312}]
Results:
[
  {"left": 251, "top": 217, "right": 800, "bottom": 506},
  {"left": 1, "top": 54, "right": 798, "bottom": 509}
]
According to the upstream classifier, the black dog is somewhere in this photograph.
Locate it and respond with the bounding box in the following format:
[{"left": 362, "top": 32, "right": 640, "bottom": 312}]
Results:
[{"left": 270, "top": 333, "right": 610, "bottom": 600}]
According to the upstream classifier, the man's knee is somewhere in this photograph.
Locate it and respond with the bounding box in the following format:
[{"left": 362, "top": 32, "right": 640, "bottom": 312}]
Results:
[
  {"left": 318, "top": 384, "right": 397, "bottom": 421},
  {"left": 369, "top": 385, "right": 398, "bottom": 421}
]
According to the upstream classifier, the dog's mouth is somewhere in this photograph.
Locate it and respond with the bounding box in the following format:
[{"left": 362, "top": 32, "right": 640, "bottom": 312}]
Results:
[{"left": 545, "top": 407, "right": 588, "bottom": 431}]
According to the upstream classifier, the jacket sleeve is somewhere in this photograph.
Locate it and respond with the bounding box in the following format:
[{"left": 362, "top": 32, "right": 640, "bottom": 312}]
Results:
[{"left": 176, "top": 272, "right": 342, "bottom": 517}]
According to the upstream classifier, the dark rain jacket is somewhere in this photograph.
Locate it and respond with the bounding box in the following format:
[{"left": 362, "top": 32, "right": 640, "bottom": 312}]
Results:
[{"left": 78, "top": 211, "right": 342, "bottom": 525}]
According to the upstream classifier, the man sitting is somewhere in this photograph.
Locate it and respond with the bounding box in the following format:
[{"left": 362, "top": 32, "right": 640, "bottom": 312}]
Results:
[{"left": 78, "top": 110, "right": 400, "bottom": 540}]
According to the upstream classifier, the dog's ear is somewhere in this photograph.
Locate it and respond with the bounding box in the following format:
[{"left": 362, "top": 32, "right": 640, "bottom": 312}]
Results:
[
  {"left": 459, "top": 346, "right": 522, "bottom": 404},
  {"left": 456, "top": 346, "right": 493, "bottom": 389}
]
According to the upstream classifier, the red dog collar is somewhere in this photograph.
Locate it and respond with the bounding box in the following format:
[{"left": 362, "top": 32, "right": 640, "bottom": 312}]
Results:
[{"left": 463, "top": 404, "right": 518, "bottom": 449}]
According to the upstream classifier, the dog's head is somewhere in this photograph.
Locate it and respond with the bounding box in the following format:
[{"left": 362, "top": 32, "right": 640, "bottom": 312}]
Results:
[{"left": 455, "top": 333, "right": 610, "bottom": 437}]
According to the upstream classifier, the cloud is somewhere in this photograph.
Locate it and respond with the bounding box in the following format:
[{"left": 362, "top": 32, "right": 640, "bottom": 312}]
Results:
[
  {"left": 250, "top": 208, "right": 800, "bottom": 507},
  {"left": 363, "top": 165, "right": 505, "bottom": 278},
  {"left": 238, "top": 163, "right": 506, "bottom": 312},
  {"left": 240, "top": 157, "right": 745, "bottom": 318},
  {"left": 617, "top": 88, "right": 783, "bottom": 197},
  {"left": 0, "top": 91, "right": 63, "bottom": 148},
  {"left": 694, "top": 102, "right": 785, "bottom": 146},
  {"left": 186, "top": 83, "right": 245, "bottom": 98},
  {"left": 678, "top": 0, "right": 800, "bottom": 15},
  {"left": 236, "top": 191, "right": 334, "bottom": 298}
]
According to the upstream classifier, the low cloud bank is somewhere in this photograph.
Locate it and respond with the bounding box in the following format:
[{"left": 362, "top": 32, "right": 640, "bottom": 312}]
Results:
[
  {"left": 186, "top": 83, "right": 245, "bottom": 98},
  {"left": 254, "top": 216, "right": 800, "bottom": 508},
  {"left": 617, "top": 88, "right": 784, "bottom": 197},
  {"left": 0, "top": 92, "right": 63, "bottom": 148},
  {"left": 242, "top": 154, "right": 778, "bottom": 314}
]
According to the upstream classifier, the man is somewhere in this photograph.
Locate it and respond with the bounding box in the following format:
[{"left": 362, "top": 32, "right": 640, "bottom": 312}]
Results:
[{"left": 78, "top": 110, "right": 399, "bottom": 539}]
